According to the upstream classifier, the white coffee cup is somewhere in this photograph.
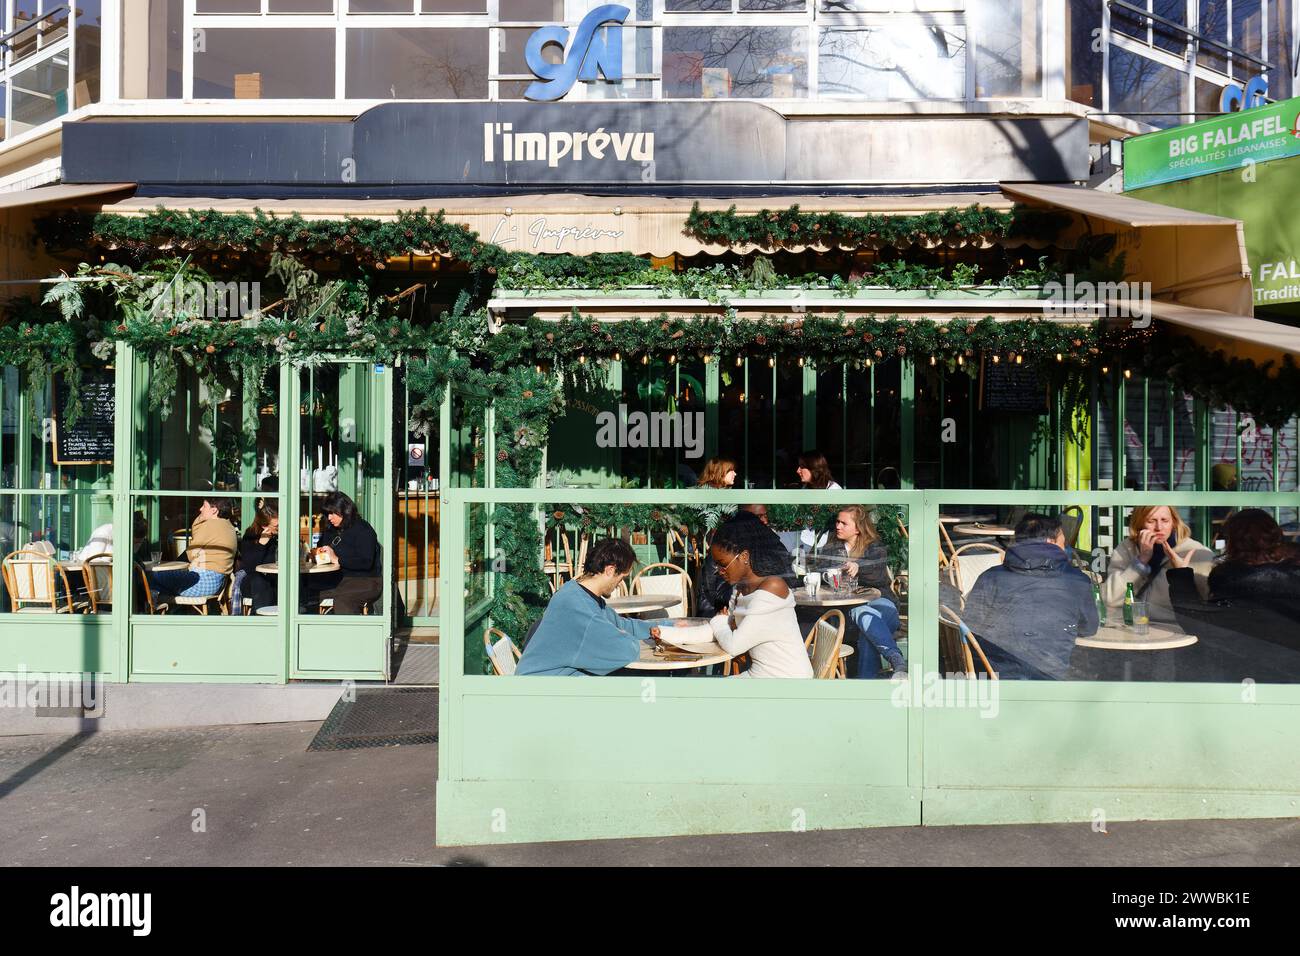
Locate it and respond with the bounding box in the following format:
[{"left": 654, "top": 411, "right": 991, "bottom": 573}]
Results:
[{"left": 803, "top": 572, "right": 820, "bottom": 597}]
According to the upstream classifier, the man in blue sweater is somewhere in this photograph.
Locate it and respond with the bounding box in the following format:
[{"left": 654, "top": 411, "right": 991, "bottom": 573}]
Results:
[
  {"left": 517, "top": 539, "right": 663, "bottom": 676},
  {"left": 960, "top": 513, "right": 1100, "bottom": 680}
]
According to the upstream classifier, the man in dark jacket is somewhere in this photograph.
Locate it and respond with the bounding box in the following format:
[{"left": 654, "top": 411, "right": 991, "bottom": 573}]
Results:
[
  {"left": 697, "top": 505, "right": 794, "bottom": 616},
  {"left": 961, "top": 513, "right": 1099, "bottom": 680}
]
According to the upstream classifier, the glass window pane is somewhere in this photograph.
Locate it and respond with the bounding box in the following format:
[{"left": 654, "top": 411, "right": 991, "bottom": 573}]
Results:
[
  {"left": 10, "top": 55, "right": 69, "bottom": 136},
  {"left": 197, "top": 0, "right": 262, "bottom": 11},
  {"left": 498, "top": 0, "right": 561, "bottom": 16},
  {"left": 819, "top": 25, "right": 964, "bottom": 99},
  {"left": 1232, "top": 0, "right": 1263, "bottom": 79},
  {"left": 1153, "top": 0, "right": 1188, "bottom": 54},
  {"left": 1271, "top": 0, "right": 1294, "bottom": 98},
  {"left": 1108, "top": 47, "right": 1186, "bottom": 127},
  {"left": 974, "top": 0, "right": 1040, "bottom": 97},
  {"left": 346, "top": 28, "right": 489, "bottom": 98},
  {"left": 194, "top": 28, "right": 336, "bottom": 98},
  {"left": 74, "top": 0, "right": 102, "bottom": 109},
  {"left": 1066, "top": 0, "right": 1102, "bottom": 106},
  {"left": 121, "top": 0, "right": 183, "bottom": 99},
  {"left": 270, "top": 0, "right": 337, "bottom": 11},
  {"left": 664, "top": 26, "right": 809, "bottom": 99},
  {"left": 499, "top": 26, "right": 561, "bottom": 77},
  {"left": 740, "top": 0, "right": 805, "bottom": 9},
  {"left": 421, "top": 0, "right": 487, "bottom": 11},
  {"left": 0, "top": 493, "right": 116, "bottom": 615},
  {"left": 665, "top": 0, "right": 730, "bottom": 9}
]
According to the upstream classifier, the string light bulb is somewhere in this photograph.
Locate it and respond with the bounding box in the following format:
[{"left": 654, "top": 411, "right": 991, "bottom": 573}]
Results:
[
  {"left": 957, "top": 354, "right": 964, "bottom": 366},
  {"left": 929, "top": 356, "right": 936, "bottom": 366},
  {"left": 1056, "top": 353, "right": 1063, "bottom": 362},
  {"left": 641, "top": 354, "right": 649, "bottom": 365},
  {"left": 1123, "top": 368, "right": 1132, "bottom": 379},
  {"left": 992, "top": 355, "right": 1000, "bottom": 364},
  {"left": 578, "top": 354, "right": 586, "bottom": 364},
  {"left": 1015, "top": 354, "right": 1023, "bottom": 365},
  {"left": 1102, "top": 366, "right": 1110, "bottom": 374},
  {"left": 798, "top": 357, "right": 804, "bottom": 367},
  {"left": 613, "top": 351, "right": 621, "bottom": 362},
  {"left": 668, "top": 354, "right": 677, "bottom": 364},
  {"left": 768, "top": 357, "right": 775, "bottom": 368},
  {"left": 702, "top": 355, "right": 711, "bottom": 364},
  {"left": 736, "top": 356, "right": 743, "bottom": 368}
]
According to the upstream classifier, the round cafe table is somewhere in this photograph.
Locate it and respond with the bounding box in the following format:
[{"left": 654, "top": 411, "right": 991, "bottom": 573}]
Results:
[
  {"left": 1075, "top": 623, "right": 1198, "bottom": 651},
  {"left": 605, "top": 594, "right": 682, "bottom": 616},
  {"left": 939, "top": 513, "right": 995, "bottom": 525},
  {"left": 794, "top": 587, "right": 880, "bottom": 609},
  {"left": 953, "top": 523, "right": 1016, "bottom": 538},
  {"left": 623, "top": 639, "right": 731, "bottom": 672},
  {"left": 149, "top": 560, "right": 189, "bottom": 572},
  {"left": 255, "top": 562, "right": 340, "bottom": 575}
]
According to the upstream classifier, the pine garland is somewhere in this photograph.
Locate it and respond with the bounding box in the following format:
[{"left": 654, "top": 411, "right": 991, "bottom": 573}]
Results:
[{"left": 684, "top": 202, "right": 1072, "bottom": 250}]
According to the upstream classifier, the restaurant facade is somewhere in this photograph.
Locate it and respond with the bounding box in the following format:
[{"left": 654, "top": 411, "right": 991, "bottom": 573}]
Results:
[{"left": 0, "top": 1, "right": 1298, "bottom": 844}]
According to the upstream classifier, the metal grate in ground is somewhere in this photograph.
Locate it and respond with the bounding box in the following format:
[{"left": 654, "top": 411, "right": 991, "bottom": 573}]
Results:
[
  {"left": 307, "top": 687, "right": 438, "bottom": 751},
  {"left": 390, "top": 642, "right": 439, "bottom": 686}
]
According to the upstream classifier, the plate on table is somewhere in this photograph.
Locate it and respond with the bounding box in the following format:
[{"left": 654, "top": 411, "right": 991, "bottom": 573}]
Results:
[{"left": 655, "top": 617, "right": 716, "bottom": 650}]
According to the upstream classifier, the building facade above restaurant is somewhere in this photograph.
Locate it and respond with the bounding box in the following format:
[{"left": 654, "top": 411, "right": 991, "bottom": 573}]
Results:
[{"left": 0, "top": 2, "right": 1295, "bottom": 186}]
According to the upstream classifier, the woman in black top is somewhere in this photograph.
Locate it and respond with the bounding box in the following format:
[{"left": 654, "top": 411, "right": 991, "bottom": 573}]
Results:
[
  {"left": 313, "top": 491, "right": 383, "bottom": 615},
  {"left": 239, "top": 501, "right": 279, "bottom": 613}
]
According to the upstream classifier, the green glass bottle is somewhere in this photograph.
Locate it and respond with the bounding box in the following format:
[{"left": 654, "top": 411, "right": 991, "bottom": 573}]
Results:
[
  {"left": 1094, "top": 584, "right": 1107, "bottom": 626},
  {"left": 1123, "top": 582, "right": 1135, "bottom": 626}
]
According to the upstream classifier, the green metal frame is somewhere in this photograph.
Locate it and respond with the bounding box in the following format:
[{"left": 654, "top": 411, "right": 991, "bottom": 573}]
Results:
[{"left": 437, "top": 486, "right": 1300, "bottom": 846}]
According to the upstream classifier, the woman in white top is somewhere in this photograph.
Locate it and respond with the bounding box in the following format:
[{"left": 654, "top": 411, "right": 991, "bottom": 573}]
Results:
[
  {"left": 1103, "top": 504, "right": 1213, "bottom": 624},
  {"left": 708, "top": 520, "right": 813, "bottom": 678}
]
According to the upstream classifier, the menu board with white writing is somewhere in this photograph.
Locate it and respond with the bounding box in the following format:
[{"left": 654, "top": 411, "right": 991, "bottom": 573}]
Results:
[
  {"left": 52, "top": 370, "right": 115, "bottom": 466},
  {"left": 978, "top": 357, "right": 1050, "bottom": 414}
]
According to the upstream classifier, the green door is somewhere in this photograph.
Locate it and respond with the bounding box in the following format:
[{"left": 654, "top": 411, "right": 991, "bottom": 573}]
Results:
[{"left": 287, "top": 360, "right": 394, "bottom": 680}]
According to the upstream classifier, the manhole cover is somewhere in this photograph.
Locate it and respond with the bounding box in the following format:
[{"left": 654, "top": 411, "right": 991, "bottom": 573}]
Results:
[{"left": 308, "top": 687, "right": 437, "bottom": 751}]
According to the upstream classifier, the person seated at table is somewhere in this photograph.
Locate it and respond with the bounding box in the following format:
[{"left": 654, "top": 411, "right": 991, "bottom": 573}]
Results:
[
  {"left": 709, "top": 521, "right": 813, "bottom": 679},
  {"left": 796, "top": 450, "right": 841, "bottom": 491},
  {"left": 517, "top": 538, "right": 664, "bottom": 676},
  {"left": 1102, "top": 505, "right": 1213, "bottom": 625},
  {"left": 238, "top": 501, "right": 279, "bottom": 613},
  {"left": 820, "top": 505, "right": 906, "bottom": 677},
  {"left": 77, "top": 522, "right": 114, "bottom": 559},
  {"left": 696, "top": 457, "right": 737, "bottom": 490},
  {"left": 960, "top": 513, "right": 1099, "bottom": 680},
  {"left": 151, "top": 498, "right": 238, "bottom": 601},
  {"left": 309, "top": 491, "right": 382, "bottom": 615},
  {"left": 697, "top": 504, "right": 793, "bottom": 617},
  {"left": 1165, "top": 509, "right": 1300, "bottom": 651}
]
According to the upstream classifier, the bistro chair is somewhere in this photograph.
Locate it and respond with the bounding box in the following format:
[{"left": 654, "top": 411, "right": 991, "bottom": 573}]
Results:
[
  {"left": 134, "top": 562, "right": 170, "bottom": 614},
  {"left": 484, "top": 627, "right": 522, "bottom": 676},
  {"left": 1059, "top": 505, "right": 1086, "bottom": 550},
  {"left": 174, "top": 575, "right": 232, "bottom": 615},
  {"left": 79, "top": 552, "right": 114, "bottom": 614},
  {"left": 318, "top": 598, "right": 372, "bottom": 616},
  {"left": 542, "top": 529, "right": 576, "bottom": 591},
  {"left": 938, "top": 604, "right": 998, "bottom": 680},
  {"left": 631, "top": 562, "right": 693, "bottom": 618},
  {"left": 2, "top": 549, "right": 83, "bottom": 614},
  {"left": 803, "top": 609, "right": 846, "bottom": 680},
  {"left": 947, "top": 542, "right": 1005, "bottom": 602}
]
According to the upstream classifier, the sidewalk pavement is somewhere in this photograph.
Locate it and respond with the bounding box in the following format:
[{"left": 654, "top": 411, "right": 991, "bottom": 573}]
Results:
[{"left": 1, "top": 722, "right": 1297, "bottom": 867}]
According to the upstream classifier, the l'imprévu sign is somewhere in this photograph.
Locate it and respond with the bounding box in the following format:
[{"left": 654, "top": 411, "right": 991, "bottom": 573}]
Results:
[{"left": 1123, "top": 96, "right": 1300, "bottom": 190}]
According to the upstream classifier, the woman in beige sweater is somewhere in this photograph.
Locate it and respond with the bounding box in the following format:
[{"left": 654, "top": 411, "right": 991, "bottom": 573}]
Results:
[
  {"left": 152, "top": 498, "right": 237, "bottom": 601},
  {"left": 1102, "top": 505, "right": 1213, "bottom": 624}
]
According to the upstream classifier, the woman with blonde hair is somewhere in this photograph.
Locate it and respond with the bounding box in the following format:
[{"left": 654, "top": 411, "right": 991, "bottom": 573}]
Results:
[
  {"left": 819, "top": 505, "right": 905, "bottom": 677},
  {"left": 697, "top": 457, "right": 737, "bottom": 490},
  {"left": 1102, "top": 504, "right": 1213, "bottom": 624}
]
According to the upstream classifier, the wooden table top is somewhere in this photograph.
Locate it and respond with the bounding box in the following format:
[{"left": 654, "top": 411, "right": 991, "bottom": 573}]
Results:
[
  {"left": 255, "top": 562, "right": 340, "bottom": 575},
  {"left": 939, "top": 514, "right": 996, "bottom": 524},
  {"left": 606, "top": 595, "right": 682, "bottom": 615},
  {"left": 953, "top": 523, "right": 1016, "bottom": 537},
  {"left": 624, "top": 639, "right": 731, "bottom": 671},
  {"left": 1075, "top": 623, "right": 1198, "bottom": 651}
]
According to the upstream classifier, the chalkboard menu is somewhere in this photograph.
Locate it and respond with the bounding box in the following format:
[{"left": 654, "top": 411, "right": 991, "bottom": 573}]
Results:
[
  {"left": 979, "top": 357, "right": 1050, "bottom": 414},
  {"left": 52, "top": 370, "right": 115, "bottom": 466}
]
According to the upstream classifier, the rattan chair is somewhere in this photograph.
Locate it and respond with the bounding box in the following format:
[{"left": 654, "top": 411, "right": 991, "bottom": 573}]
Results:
[
  {"left": 484, "top": 626, "right": 522, "bottom": 676},
  {"left": 938, "top": 604, "right": 998, "bottom": 680},
  {"left": 2, "top": 549, "right": 83, "bottom": 613},
  {"left": 947, "top": 542, "right": 1006, "bottom": 601},
  {"left": 631, "top": 561, "right": 693, "bottom": 618},
  {"left": 174, "top": 575, "right": 231, "bottom": 615},
  {"left": 543, "top": 529, "right": 576, "bottom": 591},
  {"left": 79, "top": 551, "right": 113, "bottom": 614},
  {"left": 803, "top": 609, "right": 846, "bottom": 679},
  {"left": 134, "top": 562, "right": 170, "bottom": 614}
]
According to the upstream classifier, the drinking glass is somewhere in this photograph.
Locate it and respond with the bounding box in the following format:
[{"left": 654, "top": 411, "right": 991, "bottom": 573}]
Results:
[{"left": 1131, "top": 601, "right": 1150, "bottom": 636}]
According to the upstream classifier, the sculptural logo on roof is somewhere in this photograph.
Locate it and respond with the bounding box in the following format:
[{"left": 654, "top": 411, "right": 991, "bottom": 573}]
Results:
[{"left": 524, "top": 4, "right": 630, "bottom": 102}]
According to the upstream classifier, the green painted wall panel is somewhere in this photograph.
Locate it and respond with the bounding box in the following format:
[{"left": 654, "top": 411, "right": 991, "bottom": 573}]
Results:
[
  {"left": 130, "top": 621, "right": 282, "bottom": 679},
  {"left": 923, "top": 699, "right": 1300, "bottom": 792},
  {"left": 436, "top": 780, "right": 920, "bottom": 846},
  {"left": 294, "top": 622, "right": 388, "bottom": 676},
  {"left": 0, "top": 621, "right": 117, "bottom": 677},
  {"left": 460, "top": 693, "right": 911, "bottom": 786}
]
